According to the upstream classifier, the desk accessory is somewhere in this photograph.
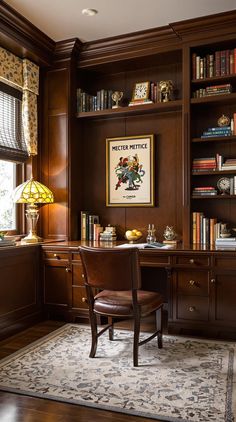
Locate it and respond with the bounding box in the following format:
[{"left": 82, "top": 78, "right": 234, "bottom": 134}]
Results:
[{"left": 146, "top": 224, "right": 156, "bottom": 243}]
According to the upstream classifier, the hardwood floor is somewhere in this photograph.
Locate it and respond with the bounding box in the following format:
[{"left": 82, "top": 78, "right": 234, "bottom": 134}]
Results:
[{"left": 0, "top": 319, "right": 163, "bottom": 422}]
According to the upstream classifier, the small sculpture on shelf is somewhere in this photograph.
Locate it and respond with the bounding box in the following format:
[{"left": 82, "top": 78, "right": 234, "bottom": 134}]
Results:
[
  {"left": 220, "top": 223, "right": 231, "bottom": 238},
  {"left": 163, "top": 226, "right": 178, "bottom": 244},
  {"left": 159, "top": 80, "right": 174, "bottom": 102},
  {"left": 112, "top": 91, "right": 123, "bottom": 109}
]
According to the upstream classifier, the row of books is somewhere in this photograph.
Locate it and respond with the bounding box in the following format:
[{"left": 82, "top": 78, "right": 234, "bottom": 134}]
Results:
[
  {"left": 192, "top": 84, "right": 232, "bottom": 99},
  {"left": 192, "top": 155, "right": 236, "bottom": 172},
  {"left": 80, "top": 211, "right": 101, "bottom": 241},
  {"left": 201, "top": 125, "right": 232, "bottom": 138},
  {"left": 192, "top": 157, "right": 216, "bottom": 172},
  {"left": 215, "top": 237, "right": 236, "bottom": 247},
  {"left": 192, "top": 213, "right": 227, "bottom": 244},
  {"left": 77, "top": 88, "right": 114, "bottom": 112},
  {"left": 192, "top": 49, "right": 236, "bottom": 80},
  {"left": 192, "top": 186, "right": 217, "bottom": 196}
]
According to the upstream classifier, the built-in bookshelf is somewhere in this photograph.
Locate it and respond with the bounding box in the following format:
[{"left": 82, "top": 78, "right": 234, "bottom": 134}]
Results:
[{"left": 190, "top": 41, "right": 236, "bottom": 244}]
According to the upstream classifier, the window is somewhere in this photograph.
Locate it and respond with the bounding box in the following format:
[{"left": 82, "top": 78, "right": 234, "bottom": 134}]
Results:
[{"left": 0, "top": 82, "right": 27, "bottom": 233}]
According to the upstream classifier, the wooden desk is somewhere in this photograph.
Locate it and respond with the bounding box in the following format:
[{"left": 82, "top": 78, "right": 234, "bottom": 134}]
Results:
[{"left": 41, "top": 241, "right": 236, "bottom": 340}]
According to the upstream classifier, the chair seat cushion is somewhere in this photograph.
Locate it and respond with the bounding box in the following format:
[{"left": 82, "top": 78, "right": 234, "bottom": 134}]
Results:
[{"left": 94, "top": 290, "right": 163, "bottom": 317}]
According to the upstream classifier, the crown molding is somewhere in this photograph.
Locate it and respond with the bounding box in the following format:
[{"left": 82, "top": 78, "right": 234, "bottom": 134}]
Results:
[
  {"left": 171, "top": 9, "right": 236, "bottom": 44},
  {"left": 0, "top": 1, "right": 54, "bottom": 66},
  {"left": 78, "top": 26, "right": 180, "bottom": 68},
  {"left": 54, "top": 38, "right": 82, "bottom": 63}
]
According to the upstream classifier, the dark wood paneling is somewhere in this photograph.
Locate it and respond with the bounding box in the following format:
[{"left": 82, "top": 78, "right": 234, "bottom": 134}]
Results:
[{"left": 0, "top": 246, "right": 41, "bottom": 339}]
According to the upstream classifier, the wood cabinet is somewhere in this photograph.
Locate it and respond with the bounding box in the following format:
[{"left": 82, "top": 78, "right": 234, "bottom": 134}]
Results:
[
  {"left": 0, "top": 245, "right": 41, "bottom": 340},
  {"left": 42, "top": 246, "right": 91, "bottom": 322}
]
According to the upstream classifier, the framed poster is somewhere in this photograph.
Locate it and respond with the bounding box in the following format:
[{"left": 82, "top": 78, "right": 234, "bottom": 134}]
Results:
[{"left": 106, "top": 134, "right": 154, "bottom": 207}]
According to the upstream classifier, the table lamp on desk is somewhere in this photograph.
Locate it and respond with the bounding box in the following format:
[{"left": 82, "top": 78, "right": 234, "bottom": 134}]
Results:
[{"left": 12, "top": 178, "right": 54, "bottom": 244}]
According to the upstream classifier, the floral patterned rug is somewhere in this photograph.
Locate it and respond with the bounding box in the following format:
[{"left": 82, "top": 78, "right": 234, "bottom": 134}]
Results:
[{"left": 0, "top": 324, "right": 235, "bottom": 422}]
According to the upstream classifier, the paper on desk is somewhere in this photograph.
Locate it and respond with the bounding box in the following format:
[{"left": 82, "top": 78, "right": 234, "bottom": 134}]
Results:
[{"left": 116, "top": 243, "right": 173, "bottom": 249}]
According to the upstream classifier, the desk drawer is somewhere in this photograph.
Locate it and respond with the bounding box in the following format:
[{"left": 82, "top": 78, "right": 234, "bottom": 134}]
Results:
[
  {"left": 176, "top": 255, "right": 209, "bottom": 267},
  {"left": 176, "top": 296, "right": 209, "bottom": 321},
  {"left": 176, "top": 270, "right": 209, "bottom": 296},
  {"left": 214, "top": 256, "right": 236, "bottom": 269},
  {"left": 72, "top": 252, "right": 81, "bottom": 261},
  {"left": 140, "top": 253, "right": 170, "bottom": 266},
  {"left": 43, "top": 251, "right": 69, "bottom": 261}
]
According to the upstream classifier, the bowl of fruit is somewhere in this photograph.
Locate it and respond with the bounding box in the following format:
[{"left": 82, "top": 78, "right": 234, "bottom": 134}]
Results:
[{"left": 125, "top": 229, "right": 143, "bottom": 243}]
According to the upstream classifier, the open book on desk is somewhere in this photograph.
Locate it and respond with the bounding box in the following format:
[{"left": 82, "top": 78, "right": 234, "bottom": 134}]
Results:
[{"left": 116, "top": 242, "right": 173, "bottom": 249}]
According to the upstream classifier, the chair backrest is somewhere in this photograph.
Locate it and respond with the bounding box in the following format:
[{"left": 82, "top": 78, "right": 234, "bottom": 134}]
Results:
[{"left": 80, "top": 246, "right": 141, "bottom": 291}]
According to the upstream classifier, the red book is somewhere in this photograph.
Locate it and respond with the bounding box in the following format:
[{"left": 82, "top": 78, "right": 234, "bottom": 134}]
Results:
[
  {"left": 215, "top": 51, "right": 221, "bottom": 76},
  {"left": 229, "top": 50, "right": 234, "bottom": 74}
]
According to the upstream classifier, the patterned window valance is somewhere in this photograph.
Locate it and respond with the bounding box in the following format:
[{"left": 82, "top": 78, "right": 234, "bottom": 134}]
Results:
[{"left": 0, "top": 47, "right": 39, "bottom": 156}]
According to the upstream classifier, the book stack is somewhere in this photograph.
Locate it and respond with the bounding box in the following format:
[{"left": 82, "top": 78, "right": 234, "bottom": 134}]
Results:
[
  {"left": 192, "top": 157, "right": 216, "bottom": 172},
  {"left": 128, "top": 99, "right": 153, "bottom": 107},
  {"left": 192, "top": 212, "right": 219, "bottom": 244},
  {"left": 193, "top": 84, "right": 232, "bottom": 98},
  {"left": 100, "top": 225, "right": 117, "bottom": 242},
  {"left": 81, "top": 211, "right": 101, "bottom": 241},
  {"left": 192, "top": 49, "right": 236, "bottom": 80},
  {"left": 192, "top": 186, "right": 217, "bottom": 196},
  {"left": 201, "top": 126, "right": 232, "bottom": 139},
  {"left": 0, "top": 238, "right": 16, "bottom": 247},
  {"left": 215, "top": 237, "right": 236, "bottom": 248},
  {"left": 221, "top": 158, "right": 236, "bottom": 171},
  {"left": 77, "top": 88, "right": 114, "bottom": 112}
]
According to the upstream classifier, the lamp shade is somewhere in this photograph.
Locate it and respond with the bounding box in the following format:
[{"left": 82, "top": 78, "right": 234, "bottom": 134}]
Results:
[{"left": 13, "top": 178, "right": 54, "bottom": 204}]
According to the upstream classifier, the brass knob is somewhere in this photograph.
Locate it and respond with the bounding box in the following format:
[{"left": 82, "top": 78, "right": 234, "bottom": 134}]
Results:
[
  {"left": 189, "top": 259, "right": 195, "bottom": 264},
  {"left": 53, "top": 254, "right": 60, "bottom": 259},
  {"left": 65, "top": 267, "right": 71, "bottom": 272},
  {"left": 189, "top": 306, "right": 195, "bottom": 312},
  {"left": 210, "top": 278, "right": 216, "bottom": 283},
  {"left": 189, "top": 279, "right": 195, "bottom": 286},
  {"left": 82, "top": 297, "right": 87, "bottom": 303},
  {"left": 82, "top": 274, "right": 85, "bottom": 278}
]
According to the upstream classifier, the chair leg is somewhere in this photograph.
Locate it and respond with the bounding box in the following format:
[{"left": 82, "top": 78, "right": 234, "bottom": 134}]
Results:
[
  {"left": 108, "top": 316, "right": 114, "bottom": 340},
  {"left": 133, "top": 312, "right": 141, "bottom": 367},
  {"left": 156, "top": 306, "right": 163, "bottom": 349},
  {"left": 89, "top": 312, "right": 98, "bottom": 358}
]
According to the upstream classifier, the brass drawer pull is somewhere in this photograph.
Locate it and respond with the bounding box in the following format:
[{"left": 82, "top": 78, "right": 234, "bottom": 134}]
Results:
[
  {"left": 53, "top": 254, "right": 60, "bottom": 259},
  {"left": 188, "top": 306, "right": 195, "bottom": 312},
  {"left": 210, "top": 278, "right": 216, "bottom": 283},
  {"left": 82, "top": 297, "right": 87, "bottom": 303},
  {"left": 189, "top": 259, "right": 195, "bottom": 264},
  {"left": 189, "top": 279, "right": 195, "bottom": 286},
  {"left": 65, "top": 267, "right": 71, "bottom": 272},
  {"left": 82, "top": 274, "right": 85, "bottom": 278}
]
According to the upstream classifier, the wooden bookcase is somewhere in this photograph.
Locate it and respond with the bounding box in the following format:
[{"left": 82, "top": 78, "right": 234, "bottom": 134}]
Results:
[
  {"left": 40, "top": 10, "right": 236, "bottom": 245},
  {"left": 190, "top": 40, "right": 236, "bottom": 243}
]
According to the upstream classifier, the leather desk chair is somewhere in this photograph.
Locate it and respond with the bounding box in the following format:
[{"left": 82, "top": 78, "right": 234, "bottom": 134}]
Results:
[{"left": 80, "top": 246, "right": 164, "bottom": 366}]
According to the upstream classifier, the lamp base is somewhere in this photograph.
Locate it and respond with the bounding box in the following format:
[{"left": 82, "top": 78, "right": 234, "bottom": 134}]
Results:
[{"left": 21, "top": 231, "right": 42, "bottom": 244}]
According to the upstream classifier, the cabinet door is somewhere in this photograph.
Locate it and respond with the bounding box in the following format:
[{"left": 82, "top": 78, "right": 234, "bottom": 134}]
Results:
[
  {"left": 213, "top": 274, "right": 236, "bottom": 326},
  {"left": 43, "top": 260, "right": 70, "bottom": 309}
]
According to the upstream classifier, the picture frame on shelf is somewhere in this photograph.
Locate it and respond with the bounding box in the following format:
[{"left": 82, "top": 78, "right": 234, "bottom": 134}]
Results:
[{"left": 106, "top": 134, "right": 155, "bottom": 207}]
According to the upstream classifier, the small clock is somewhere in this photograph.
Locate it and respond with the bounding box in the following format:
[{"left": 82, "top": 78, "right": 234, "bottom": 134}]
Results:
[
  {"left": 217, "top": 177, "right": 230, "bottom": 195},
  {"left": 131, "top": 81, "right": 150, "bottom": 101}
]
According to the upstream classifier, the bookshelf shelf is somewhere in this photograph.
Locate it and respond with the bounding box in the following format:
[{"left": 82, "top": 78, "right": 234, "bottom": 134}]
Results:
[
  {"left": 192, "top": 170, "right": 236, "bottom": 176},
  {"left": 191, "top": 74, "right": 236, "bottom": 85},
  {"left": 76, "top": 100, "right": 182, "bottom": 119},
  {"left": 191, "top": 92, "right": 236, "bottom": 105},
  {"left": 192, "top": 136, "right": 236, "bottom": 143},
  {"left": 191, "top": 195, "right": 236, "bottom": 199}
]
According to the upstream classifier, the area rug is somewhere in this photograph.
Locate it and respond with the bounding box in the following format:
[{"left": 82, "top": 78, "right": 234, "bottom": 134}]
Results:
[{"left": 0, "top": 324, "right": 235, "bottom": 422}]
